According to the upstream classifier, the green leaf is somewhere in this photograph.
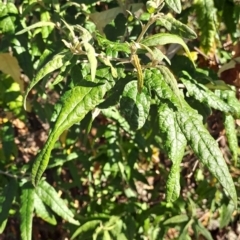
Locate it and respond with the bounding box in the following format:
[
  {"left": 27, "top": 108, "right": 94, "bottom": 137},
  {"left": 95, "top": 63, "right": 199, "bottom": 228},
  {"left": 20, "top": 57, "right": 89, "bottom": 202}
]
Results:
[
  {"left": 23, "top": 51, "right": 73, "bottom": 108},
  {"left": 193, "top": 219, "right": 213, "bottom": 240},
  {"left": 158, "top": 105, "right": 187, "bottom": 202},
  {"left": 165, "top": 0, "right": 182, "bottom": 13},
  {"left": 180, "top": 76, "right": 234, "bottom": 114},
  {"left": 163, "top": 214, "right": 189, "bottom": 225},
  {"left": 158, "top": 65, "right": 183, "bottom": 106},
  {"left": 145, "top": 69, "right": 182, "bottom": 109},
  {"left": 217, "top": 89, "right": 240, "bottom": 119},
  {"left": 176, "top": 110, "right": 237, "bottom": 208},
  {"left": 0, "top": 179, "right": 18, "bottom": 233},
  {"left": 101, "top": 107, "right": 132, "bottom": 134},
  {"left": 36, "top": 180, "right": 79, "bottom": 225},
  {"left": 157, "top": 15, "right": 197, "bottom": 39},
  {"left": 224, "top": 114, "right": 238, "bottom": 164},
  {"left": 16, "top": 21, "right": 56, "bottom": 35},
  {"left": 20, "top": 182, "right": 35, "bottom": 240},
  {"left": 141, "top": 33, "right": 193, "bottom": 64},
  {"left": 220, "top": 201, "right": 235, "bottom": 229},
  {"left": 71, "top": 220, "right": 101, "bottom": 239},
  {"left": 96, "top": 33, "right": 130, "bottom": 54},
  {"left": 194, "top": 0, "right": 217, "bottom": 53},
  {"left": 34, "top": 193, "right": 57, "bottom": 225},
  {"left": 31, "top": 69, "right": 114, "bottom": 185},
  {"left": 151, "top": 47, "right": 170, "bottom": 65},
  {"left": 0, "top": 2, "right": 18, "bottom": 34},
  {"left": 84, "top": 42, "right": 98, "bottom": 81},
  {"left": 120, "top": 81, "right": 151, "bottom": 130},
  {"left": 40, "top": 11, "right": 54, "bottom": 39}
]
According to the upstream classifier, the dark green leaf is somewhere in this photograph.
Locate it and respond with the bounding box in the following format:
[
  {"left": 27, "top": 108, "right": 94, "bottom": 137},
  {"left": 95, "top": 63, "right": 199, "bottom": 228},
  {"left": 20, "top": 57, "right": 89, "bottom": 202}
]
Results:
[
  {"left": 181, "top": 75, "right": 234, "bottom": 113},
  {"left": 176, "top": 111, "right": 237, "bottom": 207},
  {"left": 120, "top": 81, "right": 151, "bottom": 130},
  {"left": 158, "top": 105, "right": 187, "bottom": 202},
  {"left": 157, "top": 15, "right": 196, "bottom": 39},
  {"left": 32, "top": 69, "right": 114, "bottom": 185},
  {"left": 0, "top": 179, "right": 18, "bottom": 233}
]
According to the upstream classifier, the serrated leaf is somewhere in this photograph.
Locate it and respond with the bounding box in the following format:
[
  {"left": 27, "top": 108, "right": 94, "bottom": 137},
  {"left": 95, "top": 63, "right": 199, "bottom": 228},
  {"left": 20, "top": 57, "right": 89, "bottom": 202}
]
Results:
[
  {"left": 31, "top": 69, "right": 114, "bottom": 185},
  {"left": 0, "top": 179, "right": 18, "bottom": 233},
  {"left": 141, "top": 33, "right": 193, "bottom": 64},
  {"left": 158, "top": 105, "right": 187, "bottom": 202},
  {"left": 217, "top": 89, "right": 240, "bottom": 119},
  {"left": 157, "top": 15, "right": 197, "bottom": 39},
  {"left": 224, "top": 114, "right": 238, "bottom": 164},
  {"left": 120, "top": 81, "right": 151, "bottom": 130},
  {"left": 220, "top": 201, "right": 235, "bottom": 228},
  {"left": 181, "top": 75, "right": 233, "bottom": 113},
  {"left": 176, "top": 111, "right": 237, "bottom": 208},
  {"left": 158, "top": 65, "right": 183, "bottom": 106},
  {"left": 165, "top": 0, "right": 182, "bottom": 13},
  {"left": 23, "top": 51, "right": 73, "bottom": 109},
  {"left": 163, "top": 214, "right": 189, "bottom": 225},
  {"left": 71, "top": 220, "right": 101, "bottom": 239},
  {"left": 16, "top": 21, "right": 56, "bottom": 35},
  {"left": 34, "top": 193, "right": 57, "bottom": 225},
  {"left": 145, "top": 69, "right": 182, "bottom": 109},
  {"left": 96, "top": 33, "right": 130, "bottom": 54},
  {"left": 20, "top": 182, "right": 35, "bottom": 240},
  {"left": 36, "top": 180, "right": 79, "bottom": 225},
  {"left": 194, "top": 0, "right": 217, "bottom": 53}
]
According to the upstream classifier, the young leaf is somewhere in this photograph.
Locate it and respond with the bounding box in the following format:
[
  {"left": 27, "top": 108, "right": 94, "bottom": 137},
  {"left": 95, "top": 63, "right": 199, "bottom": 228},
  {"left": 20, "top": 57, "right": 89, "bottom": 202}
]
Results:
[
  {"left": 220, "top": 201, "right": 235, "bottom": 229},
  {"left": 224, "top": 114, "right": 238, "bottom": 164},
  {"left": 0, "top": 179, "right": 18, "bottom": 233},
  {"left": 120, "top": 81, "right": 151, "bottom": 130},
  {"left": 36, "top": 180, "right": 79, "bottom": 225},
  {"left": 176, "top": 110, "right": 237, "bottom": 208},
  {"left": 16, "top": 21, "right": 55, "bottom": 35},
  {"left": 32, "top": 69, "right": 114, "bottom": 185},
  {"left": 163, "top": 214, "right": 189, "bottom": 225},
  {"left": 23, "top": 51, "right": 73, "bottom": 109},
  {"left": 71, "top": 220, "right": 102, "bottom": 239},
  {"left": 20, "top": 182, "right": 35, "bottom": 240},
  {"left": 165, "top": 0, "right": 182, "bottom": 13},
  {"left": 141, "top": 33, "right": 193, "bottom": 64},
  {"left": 83, "top": 42, "right": 98, "bottom": 82},
  {"left": 180, "top": 76, "right": 234, "bottom": 113},
  {"left": 157, "top": 15, "right": 197, "bottom": 39},
  {"left": 158, "top": 105, "right": 187, "bottom": 202},
  {"left": 34, "top": 193, "right": 57, "bottom": 225}
]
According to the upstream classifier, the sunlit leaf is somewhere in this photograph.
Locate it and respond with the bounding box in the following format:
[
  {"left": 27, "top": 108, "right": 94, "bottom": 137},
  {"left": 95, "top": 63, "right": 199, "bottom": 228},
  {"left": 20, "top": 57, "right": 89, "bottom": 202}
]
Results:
[
  {"left": 36, "top": 180, "right": 79, "bottom": 225},
  {"left": 20, "top": 182, "right": 35, "bottom": 240}
]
